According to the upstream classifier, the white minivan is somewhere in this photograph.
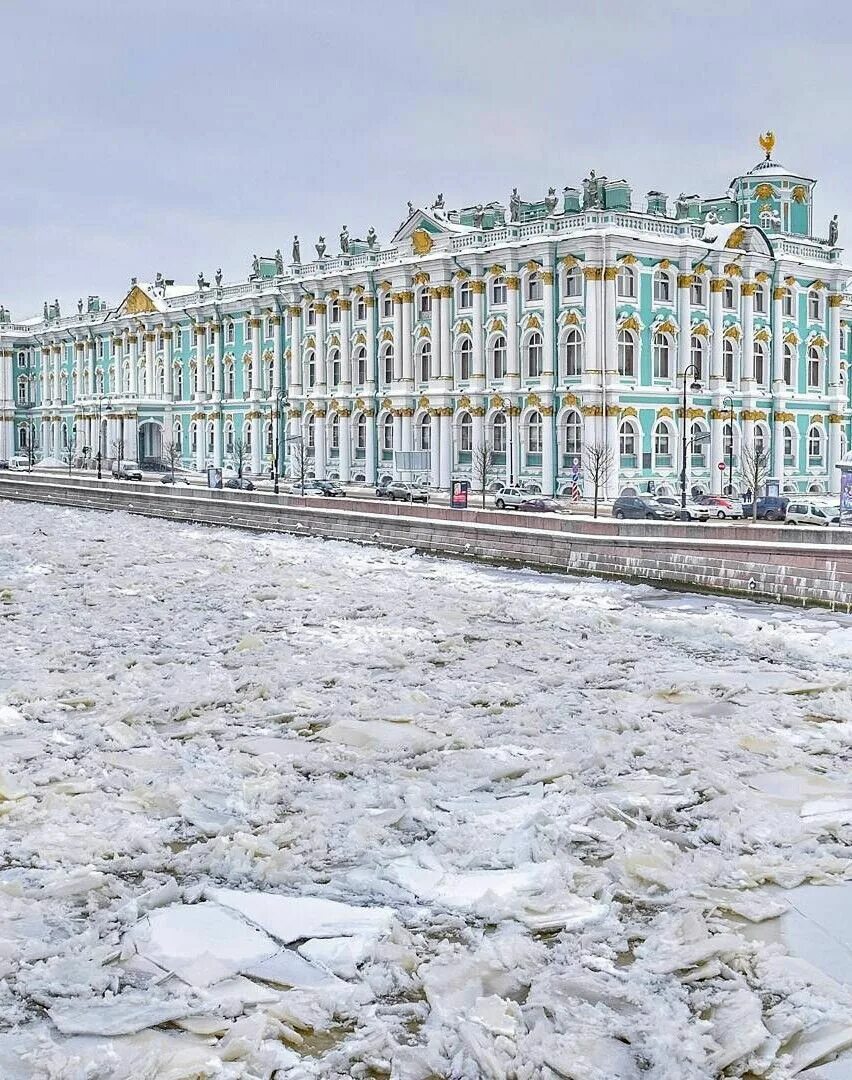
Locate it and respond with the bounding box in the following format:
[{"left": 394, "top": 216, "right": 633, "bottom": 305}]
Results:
[
  {"left": 8, "top": 455, "right": 31, "bottom": 470},
  {"left": 785, "top": 500, "right": 839, "bottom": 527}
]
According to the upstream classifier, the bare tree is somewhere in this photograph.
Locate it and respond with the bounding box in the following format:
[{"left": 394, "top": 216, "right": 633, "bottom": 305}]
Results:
[
  {"left": 232, "top": 437, "right": 249, "bottom": 480},
  {"left": 471, "top": 441, "right": 496, "bottom": 508},
  {"left": 162, "top": 439, "right": 182, "bottom": 482},
  {"left": 739, "top": 443, "right": 771, "bottom": 522},
  {"left": 583, "top": 442, "right": 614, "bottom": 520},
  {"left": 288, "top": 438, "right": 309, "bottom": 496}
]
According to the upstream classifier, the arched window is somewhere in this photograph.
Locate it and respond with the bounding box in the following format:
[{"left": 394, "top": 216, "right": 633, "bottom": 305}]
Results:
[
  {"left": 305, "top": 415, "right": 314, "bottom": 449},
  {"left": 491, "top": 335, "right": 507, "bottom": 379},
  {"left": 754, "top": 425, "right": 769, "bottom": 455},
  {"left": 224, "top": 421, "right": 234, "bottom": 454},
  {"left": 807, "top": 346, "right": 822, "bottom": 388},
  {"left": 210, "top": 422, "right": 217, "bottom": 454},
  {"left": 783, "top": 424, "right": 795, "bottom": 462},
  {"left": 492, "top": 412, "right": 507, "bottom": 452},
  {"left": 419, "top": 341, "right": 432, "bottom": 383},
  {"left": 307, "top": 304, "right": 317, "bottom": 326},
  {"left": 617, "top": 266, "right": 636, "bottom": 299},
  {"left": 418, "top": 413, "right": 431, "bottom": 451},
  {"left": 458, "top": 411, "right": 473, "bottom": 451},
  {"left": 190, "top": 421, "right": 198, "bottom": 453},
  {"left": 459, "top": 339, "right": 473, "bottom": 381},
  {"left": 458, "top": 281, "right": 473, "bottom": 309},
  {"left": 382, "top": 344, "right": 394, "bottom": 384},
  {"left": 330, "top": 414, "right": 339, "bottom": 449},
  {"left": 618, "top": 330, "right": 636, "bottom": 377},
  {"left": 328, "top": 299, "right": 340, "bottom": 324},
  {"left": 305, "top": 350, "right": 316, "bottom": 387},
  {"left": 226, "top": 362, "right": 235, "bottom": 398},
  {"left": 723, "top": 422, "right": 735, "bottom": 461},
  {"left": 355, "top": 296, "right": 367, "bottom": 321},
  {"left": 266, "top": 357, "right": 274, "bottom": 389},
  {"left": 156, "top": 365, "right": 165, "bottom": 397},
  {"left": 690, "top": 276, "right": 705, "bottom": 306},
  {"left": 381, "top": 414, "right": 394, "bottom": 451},
  {"left": 225, "top": 321, "right": 235, "bottom": 345},
  {"left": 653, "top": 270, "right": 672, "bottom": 303},
  {"left": 19, "top": 425, "right": 28, "bottom": 449},
  {"left": 329, "top": 348, "right": 341, "bottom": 386},
  {"left": 753, "top": 341, "right": 766, "bottom": 384},
  {"left": 782, "top": 287, "right": 794, "bottom": 317},
  {"left": 564, "top": 410, "right": 582, "bottom": 456},
  {"left": 619, "top": 420, "right": 638, "bottom": 459},
  {"left": 690, "top": 335, "right": 705, "bottom": 380},
  {"left": 563, "top": 266, "right": 582, "bottom": 299},
  {"left": 526, "top": 272, "right": 543, "bottom": 303},
  {"left": 808, "top": 290, "right": 822, "bottom": 320},
  {"left": 355, "top": 346, "right": 367, "bottom": 384},
  {"left": 527, "top": 411, "right": 543, "bottom": 454},
  {"left": 808, "top": 425, "right": 824, "bottom": 461},
  {"left": 723, "top": 339, "right": 735, "bottom": 383},
  {"left": 418, "top": 288, "right": 431, "bottom": 315},
  {"left": 724, "top": 281, "right": 736, "bottom": 309},
  {"left": 562, "top": 329, "right": 582, "bottom": 378},
  {"left": 526, "top": 331, "right": 543, "bottom": 377},
  {"left": 654, "top": 422, "right": 672, "bottom": 462},
  {"left": 691, "top": 422, "right": 707, "bottom": 465},
  {"left": 174, "top": 366, "right": 183, "bottom": 399},
  {"left": 491, "top": 276, "right": 507, "bottom": 305},
  {"left": 355, "top": 413, "right": 367, "bottom": 450},
  {"left": 173, "top": 421, "right": 183, "bottom": 451},
  {"left": 245, "top": 422, "right": 253, "bottom": 450},
  {"left": 653, "top": 333, "right": 671, "bottom": 379},
  {"left": 754, "top": 284, "right": 767, "bottom": 314},
  {"left": 784, "top": 343, "right": 795, "bottom": 386},
  {"left": 16, "top": 376, "right": 27, "bottom": 404}
]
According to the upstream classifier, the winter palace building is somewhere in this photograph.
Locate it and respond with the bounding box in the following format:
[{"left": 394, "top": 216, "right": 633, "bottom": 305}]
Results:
[{"left": 1, "top": 133, "right": 850, "bottom": 497}]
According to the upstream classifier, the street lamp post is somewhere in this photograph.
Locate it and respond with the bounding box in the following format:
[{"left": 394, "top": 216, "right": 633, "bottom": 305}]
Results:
[
  {"left": 94, "top": 395, "right": 111, "bottom": 479},
  {"left": 722, "top": 395, "right": 735, "bottom": 497},
  {"left": 680, "top": 364, "right": 702, "bottom": 516}
]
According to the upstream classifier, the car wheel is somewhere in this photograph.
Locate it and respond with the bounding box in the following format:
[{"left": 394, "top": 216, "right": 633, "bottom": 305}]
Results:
[
  {"left": 407, "top": 494, "right": 413, "bottom": 502},
  {"left": 496, "top": 499, "right": 505, "bottom": 509},
  {"left": 716, "top": 510, "right": 725, "bottom": 519},
  {"left": 614, "top": 510, "right": 625, "bottom": 520}
]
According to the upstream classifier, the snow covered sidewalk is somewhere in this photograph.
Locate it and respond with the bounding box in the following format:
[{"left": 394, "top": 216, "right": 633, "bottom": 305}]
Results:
[{"left": 0, "top": 501, "right": 850, "bottom": 1078}]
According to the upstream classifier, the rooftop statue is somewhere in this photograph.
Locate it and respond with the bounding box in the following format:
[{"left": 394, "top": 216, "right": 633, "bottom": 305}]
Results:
[
  {"left": 472, "top": 204, "right": 484, "bottom": 228},
  {"left": 544, "top": 186, "right": 557, "bottom": 213},
  {"left": 292, "top": 235, "right": 301, "bottom": 264},
  {"left": 43, "top": 301, "right": 49, "bottom": 320},
  {"left": 215, "top": 268, "right": 223, "bottom": 286},
  {"left": 509, "top": 187, "right": 520, "bottom": 223},
  {"left": 340, "top": 226, "right": 350, "bottom": 254},
  {"left": 275, "top": 248, "right": 284, "bottom": 274},
  {"left": 78, "top": 298, "right": 83, "bottom": 314},
  {"left": 407, "top": 201, "right": 414, "bottom": 216},
  {"left": 366, "top": 226, "right": 377, "bottom": 249},
  {"left": 251, "top": 254, "right": 260, "bottom": 277},
  {"left": 829, "top": 214, "right": 839, "bottom": 246},
  {"left": 316, "top": 236, "right": 326, "bottom": 259}
]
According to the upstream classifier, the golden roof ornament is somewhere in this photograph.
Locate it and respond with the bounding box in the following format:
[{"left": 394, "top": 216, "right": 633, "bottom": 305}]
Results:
[{"left": 758, "top": 130, "right": 775, "bottom": 160}]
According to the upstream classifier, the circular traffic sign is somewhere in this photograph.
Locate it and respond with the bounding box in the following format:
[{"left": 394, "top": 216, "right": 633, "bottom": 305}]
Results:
[{"left": 717, "top": 462, "right": 726, "bottom": 471}]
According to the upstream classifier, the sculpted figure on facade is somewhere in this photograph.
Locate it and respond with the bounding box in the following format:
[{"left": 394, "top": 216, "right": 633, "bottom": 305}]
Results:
[
  {"left": 275, "top": 249, "right": 284, "bottom": 274},
  {"left": 509, "top": 187, "right": 520, "bottom": 222},
  {"left": 251, "top": 254, "right": 260, "bottom": 278},
  {"left": 339, "top": 226, "right": 350, "bottom": 254},
  {"left": 829, "top": 214, "right": 839, "bottom": 246},
  {"left": 366, "top": 226, "right": 377, "bottom": 249},
  {"left": 292, "top": 235, "right": 301, "bottom": 264},
  {"left": 315, "top": 236, "right": 326, "bottom": 259},
  {"left": 215, "top": 268, "right": 223, "bottom": 287}
]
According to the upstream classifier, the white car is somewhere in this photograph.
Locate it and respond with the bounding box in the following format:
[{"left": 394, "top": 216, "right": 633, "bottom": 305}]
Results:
[
  {"left": 655, "top": 495, "right": 710, "bottom": 521},
  {"left": 494, "top": 486, "right": 528, "bottom": 509},
  {"left": 785, "top": 500, "right": 839, "bottom": 527},
  {"left": 111, "top": 460, "right": 143, "bottom": 480},
  {"left": 8, "top": 455, "right": 31, "bottom": 470}
]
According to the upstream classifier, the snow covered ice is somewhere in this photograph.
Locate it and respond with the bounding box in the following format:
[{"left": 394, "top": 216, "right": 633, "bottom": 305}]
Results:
[{"left": 0, "top": 501, "right": 851, "bottom": 1079}]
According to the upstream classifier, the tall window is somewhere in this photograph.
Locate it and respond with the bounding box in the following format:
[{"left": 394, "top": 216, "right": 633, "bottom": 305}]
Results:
[
  {"left": 723, "top": 339, "right": 735, "bottom": 382},
  {"left": 382, "top": 293, "right": 393, "bottom": 318},
  {"left": 491, "top": 335, "right": 507, "bottom": 379},
  {"left": 653, "top": 270, "right": 671, "bottom": 303},
  {"left": 783, "top": 287, "right": 794, "bottom": 317},
  {"left": 807, "top": 346, "right": 821, "bottom": 388},
  {"left": 618, "top": 330, "right": 636, "bottom": 377},
  {"left": 491, "top": 276, "right": 507, "bottom": 305},
  {"left": 330, "top": 348, "right": 341, "bottom": 386},
  {"left": 753, "top": 342, "right": 766, "bottom": 384},
  {"left": 459, "top": 339, "right": 473, "bottom": 381},
  {"left": 355, "top": 346, "right": 367, "bottom": 384},
  {"left": 418, "top": 414, "right": 431, "bottom": 451},
  {"left": 784, "top": 343, "right": 795, "bottom": 386},
  {"left": 492, "top": 412, "right": 506, "bottom": 452},
  {"left": 459, "top": 411, "right": 472, "bottom": 451},
  {"left": 617, "top": 266, "right": 636, "bottom": 299},
  {"left": 459, "top": 281, "right": 473, "bottom": 309},
  {"left": 754, "top": 285, "right": 766, "bottom": 314},
  {"left": 654, "top": 423, "right": 671, "bottom": 458},
  {"left": 382, "top": 344, "right": 394, "bottom": 384},
  {"left": 652, "top": 333, "right": 671, "bottom": 378},
  {"left": 382, "top": 414, "right": 394, "bottom": 451},
  {"left": 808, "top": 425, "right": 823, "bottom": 460},
  {"left": 307, "top": 305, "right": 316, "bottom": 326},
  {"left": 328, "top": 300, "right": 340, "bottom": 324},
  {"left": 619, "top": 421, "right": 637, "bottom": 457},
  {"left": 306, "top": 350, "right": 316, "bottom": 387},
  {"left": 562, "top": 329, "right": 582, "bottom": 378},
  {"left": 419, "top": 342, "right": 432, "bottom": 382},
  {"left": 526, "top": 273, "right": 543, "bottom": 303},
  {"left": 419, "top": 289, "right": 432, "bottom": 315},
  {"left": 754, "top": 426, "right": 768, "bottom": 455},
  {"left": 784, "top": 424, "right": 795, "bottom": 460},
  {"left": 356, "top": 414, "right": 367, "bottom": 449},
  {"left": 563, "top": 266, "right": 582, "bottom": 298},
  {"left": 723, "top": 422, "right": 734, "bottom": 460},
  {"left": 690, "top": 335, "right": 705, "bottom": 380},
  {"left": 724, "top": 281, "right": 736, "bottom": 309},
  {"left": 564, "top": 410, "right": 582, "bottom": 455},
  {"left": 690, "top": 277, "right": 705, "bottom": 306},
  {"left": 306, "top": 416, "right": 314, "bottom": 449},
  {"left": 225, "top": 321, "right": 235, "bottom": 345},
  {"left": 691, "top": 422, "right": 706, "bottom": 464},
  {"left": 526, "top": 331, "right": 543, "bottom": 377},
  {"left": 809, "top": 290, "right": 822, "bottom": 320},
  {"left": 527, "top": 411, "right": 542, "bottom": 453},
  {"left": 330, "top": 415, "right": 339, "bottom": 450},
  {"left": 356, "top": 296, "right": 367, "bottom": 321}
]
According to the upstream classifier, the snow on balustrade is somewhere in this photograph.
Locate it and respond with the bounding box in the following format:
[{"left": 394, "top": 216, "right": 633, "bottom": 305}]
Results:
[{"left": 0, "top": 500, "right": 851, "bottom": 1079}]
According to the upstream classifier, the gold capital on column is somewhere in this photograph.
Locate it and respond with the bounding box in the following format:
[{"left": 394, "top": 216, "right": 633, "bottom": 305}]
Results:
[
  {"left": 710, "top": 278, "right": 727, "bottom": 293},
  {"left": 741, "top": 282, "right": 758, "bottom": 296},
  {"left": 603, "top": 267, "right": 618, "bottom": 281},
  {"left": 772, "top": 287, "right": 786, "bottom": 300},
  {"left": 828, "top": 294, "right": 843, "bottom": 308},
  {"left": 677, "top": 273, "right": 694, "bottom": 288}
]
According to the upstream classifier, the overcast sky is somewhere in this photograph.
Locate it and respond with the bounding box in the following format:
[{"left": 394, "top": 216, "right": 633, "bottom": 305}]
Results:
[{"left": 2, "top": 0, "right": 851, "bottom": 317}]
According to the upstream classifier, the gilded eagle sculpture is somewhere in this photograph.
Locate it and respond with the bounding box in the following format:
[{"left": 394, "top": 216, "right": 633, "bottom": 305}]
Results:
[{"left": 759, "top": 131, "right": 776, "bottom": 159}]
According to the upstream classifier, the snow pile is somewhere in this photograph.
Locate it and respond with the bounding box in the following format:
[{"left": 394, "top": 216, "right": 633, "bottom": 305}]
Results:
[{"left": 0, "top": 501, "right": 851, "bottom": 1078}]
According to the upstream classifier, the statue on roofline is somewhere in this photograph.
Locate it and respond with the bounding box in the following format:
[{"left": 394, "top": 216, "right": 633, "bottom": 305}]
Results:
[
  {"left": 366, "top": 226, "right": 377, "bottom": 249},
  {"left": 829, "top": 214, "right": 839, "bottom": 246},
  {"left": 315, "top": 236, "right": 326, "bottom": 259},
  {"left": 509, "top": 187, "right": 520, "bottom": 223},
  {"left": 275, "top": 248, "right": 284, "bottom": 274},
  {"left": 215, "top": 268, "right": 223, "bottom": 287},
  {"left": 339, "top": 225, "right": 350, "bottom": 254},
  {"left": 292, "top": 235, "right": 301, "bottom": 264}
]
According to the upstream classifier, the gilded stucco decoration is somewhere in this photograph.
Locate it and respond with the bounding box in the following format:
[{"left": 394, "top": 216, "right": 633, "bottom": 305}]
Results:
[
  {"left": 122, "top": 287, "right": 157, "bottom": 315},
  {"left": 655, "top": 319, "right": 678, "bottom": 336},
  {"left": 725, "top": 226, "right": 746, "bottom": 250},
  {"left": 829, "top": 413, "right": 845, "bottom": 424},
  {"left": 526, "top": 393, "right": 542, "bottom": 407},
  {"left": 418, "top": 395, "right": 430, "bottom": 408},
  {"left": 380, "top": 329, "right": 393, "bottom": 342},
  {"left": 792, "top": 185, "right": 808, "bottom": 203},
  {"left": 755, "top": 271, "right": 771, "bottom": 283},
  {"left": 413, "top": 271, "right": 430, "bottom": 285},
  {"left": 783, "top": 330, "right": 799, "bottom": 345},
  {"left": 563, "top": 393, "right": 580, "bottom": 407},
  {"left": 657, "top": 407, "right": 673, "bottom": 418},
  {"left": 724, "top": 263, "right": 742, "bottom": 278},
  {"left": 690, "top": 322, "right": 710, "bottom": 338},
  {"left": 658, "top": 258, "right": 672, "bottom": 270},
  {"left": 416, "top": 326, "right": 431, "bottom": 339},
  {"left": 621, "top": 406, "right": 638, "bottom": 417},
  {"left": 619, "top": 315, "right": 641, "bottom": 333},
  {"left": 561, "top": 254, "right": 579, "bottom": 268},
  {"left": 784, "top": 276, "right": 797, "bottom": 286},
  {"left": 457, "top": 320, "right": 472, "bottom": 334},
  {"left": 526, "top": 315, "right": 541, "bottom": 331},
  {"left": 458, "top": 395, "right": 472, "bottom": 409},
  {"left": 487, "top": 264, "right": 505, "bottom": 275},
  {"left": 754, "top": 183, "right": 776, "bottom": 200},
  {"left": 723, "top": 325, "right": 742, "bottom": 341},
  {"left": 758, "top": 130, "right": 776, "bottom": 156},
  {"left": 810, "top": 413, "right": 826, "bottom": 424},
  {"left": 619, "top": 254, "right": 637, "bottom": 265},
  {"left": 354, "top": 331, "right": 366, "bottom": 344},
  {"left": 380, "top": 396, "right": 393, "bottom": 410},
  {"left": 411, "top": 229, "right": 433, "bottom": 255},
  {"left": 754, "top": 328, "right": 770, "bottom": 343},
  {"left": 525, "top": 260, "right": 541, "bottom": 272}
]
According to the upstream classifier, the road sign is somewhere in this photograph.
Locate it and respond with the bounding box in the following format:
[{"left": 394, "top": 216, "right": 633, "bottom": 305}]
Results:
[{"left": 717, "top": 462, "right": 726, "bottom": 471}]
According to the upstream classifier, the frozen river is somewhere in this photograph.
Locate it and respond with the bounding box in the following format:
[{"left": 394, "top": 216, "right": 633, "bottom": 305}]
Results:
[{"left": 0, "top": 501, "right": 851, "bottom": 1079}]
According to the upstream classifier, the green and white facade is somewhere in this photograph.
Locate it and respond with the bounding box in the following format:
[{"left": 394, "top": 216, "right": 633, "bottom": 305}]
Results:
[{"left": 1, "top": 135, "right": 850, "bottom": 497}]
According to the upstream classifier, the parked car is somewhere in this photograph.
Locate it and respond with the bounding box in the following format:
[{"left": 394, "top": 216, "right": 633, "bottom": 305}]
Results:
[
  {"left": 494, "top": 486, "right": 529, "bottom": 510},
  {"left": 517, "top": 498, "right": 563, "bottom": 513},
  {"left": 697, "top": 495, "right": 744, "bottom": 519},
  {"left": 111, "top": 460, "right": 143, "bottom": 480},
  {"left": 655, "top": 495, "right": 710, "bottom": 521},
  {"left": 307, "top": 480, "right": 346, "bottom": 497},
  {"left": 8, "top": 455, "right": 32, "bottom": 470},
  {"left": 612, "top": 495, "right": 678, "bottom": 520},
  {"left": 785, "top": 500, "right": 835, "bottom": 527},
  {"left": 225, "top": 477, "right": 255, "bottom": 490},
  {"left": 387, "top": 482, "right": 429, "bottom": 503},
  {"left": 741, "top": 495, "right": 788, "bottom": 522},
  {"left": 376, "top": 480, "right": 394, "bottom": 498}
]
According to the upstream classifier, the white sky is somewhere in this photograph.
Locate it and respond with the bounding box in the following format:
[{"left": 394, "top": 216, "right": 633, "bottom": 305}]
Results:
[{"left": 2, "top": 0, "right": 851, "bottom": 317}]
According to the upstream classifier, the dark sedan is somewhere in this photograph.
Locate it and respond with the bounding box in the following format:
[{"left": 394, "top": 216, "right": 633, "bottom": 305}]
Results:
[
  {"left": 225, "top": 477, "right": 255, "bottom": 490},
  {"left": 612, "top": 495, "right": 677, "bottom": 520}
]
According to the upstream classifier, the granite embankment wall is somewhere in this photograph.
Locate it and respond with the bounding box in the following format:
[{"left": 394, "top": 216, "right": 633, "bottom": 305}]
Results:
[{"left": 2, "top": 473, "right": 852, "bottom": 608}]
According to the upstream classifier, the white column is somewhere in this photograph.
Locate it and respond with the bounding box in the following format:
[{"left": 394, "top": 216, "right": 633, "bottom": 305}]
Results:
[
  {"left": 128, "top": 333, "right": 139, "bottom": 394},
  {"left": 581, "top": 268, "right": 601, "bottom": 495},
  {"left": 401, "top": 410, "right": 413, "bottom": 453},
  {"left": 741, "top": 280, "right": 755, "bottom": 387},
  {"left": 163, "top": 328, "right": 174, "bottom": 400},
  {"left": 401, "top": 290, "right": 413, "bottom": 384},
  {"left": 272, "top": 315, "right": 283, "bottom": 393},
  {"left": 542, "top": 400, "right": 555, "bottom": 496},
  {"left": 439, "top": 410, "right": 452, "bottom": 488},
  {"left": 339, "top": 411, "right": 351, "bottom": 482},
  {"left": 365, "top": 408, "right": 377, "bottom": 485},
  {"left": 288, "top": 306, "right": 303, "bottom": 395},
  {"left": 709, "top": 276, "right": 725, "bottom": 494},
  {"left": 314, "top": 302, "right": 327, "bottom": 391},
  {"left": 144, "top": 331, "right": 155, "bottom": 396},
  {"left": 677, "top": 266, "right": 692, "bottom": 379},
  {"left": 249, "top": 314, "right": 262, "bottom": 475},
  {"left": 603, "top": 266, "right": 619, "bottom": 497},
  {"left": 506, "top": 276, "right": 519, "bottom": 388},
  {"left": 86, "top": 340, "right": 95, "bottom": 396},
  {"left": 828, "top": 292, "right": 843, "bottom": 494},
  {"left": 52, "top": 344, "right": 61, "bottom": 403},
  {"left": 472, "top": 281, "right": 486, "bottom": 390},
  {"left": 430, "top": 411, "right": 440, "bottom": 486},
  {"left": 74, "top": 342, "right": 84, "bottom": 404},
  {"left": 364, "top": 296, "right": 376, "bottom": 395},
  {"left": 393, "top": 294, "right": 404, "bottom": 382},
  {"left": 195, "top": 411, "right": 206, "bottom": 472},
  {"left": 314, "top": 409, "right": 327, "bottom": 478},
  {"left": 430, "top": 288, "right": 442, "bottom": 390}
]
